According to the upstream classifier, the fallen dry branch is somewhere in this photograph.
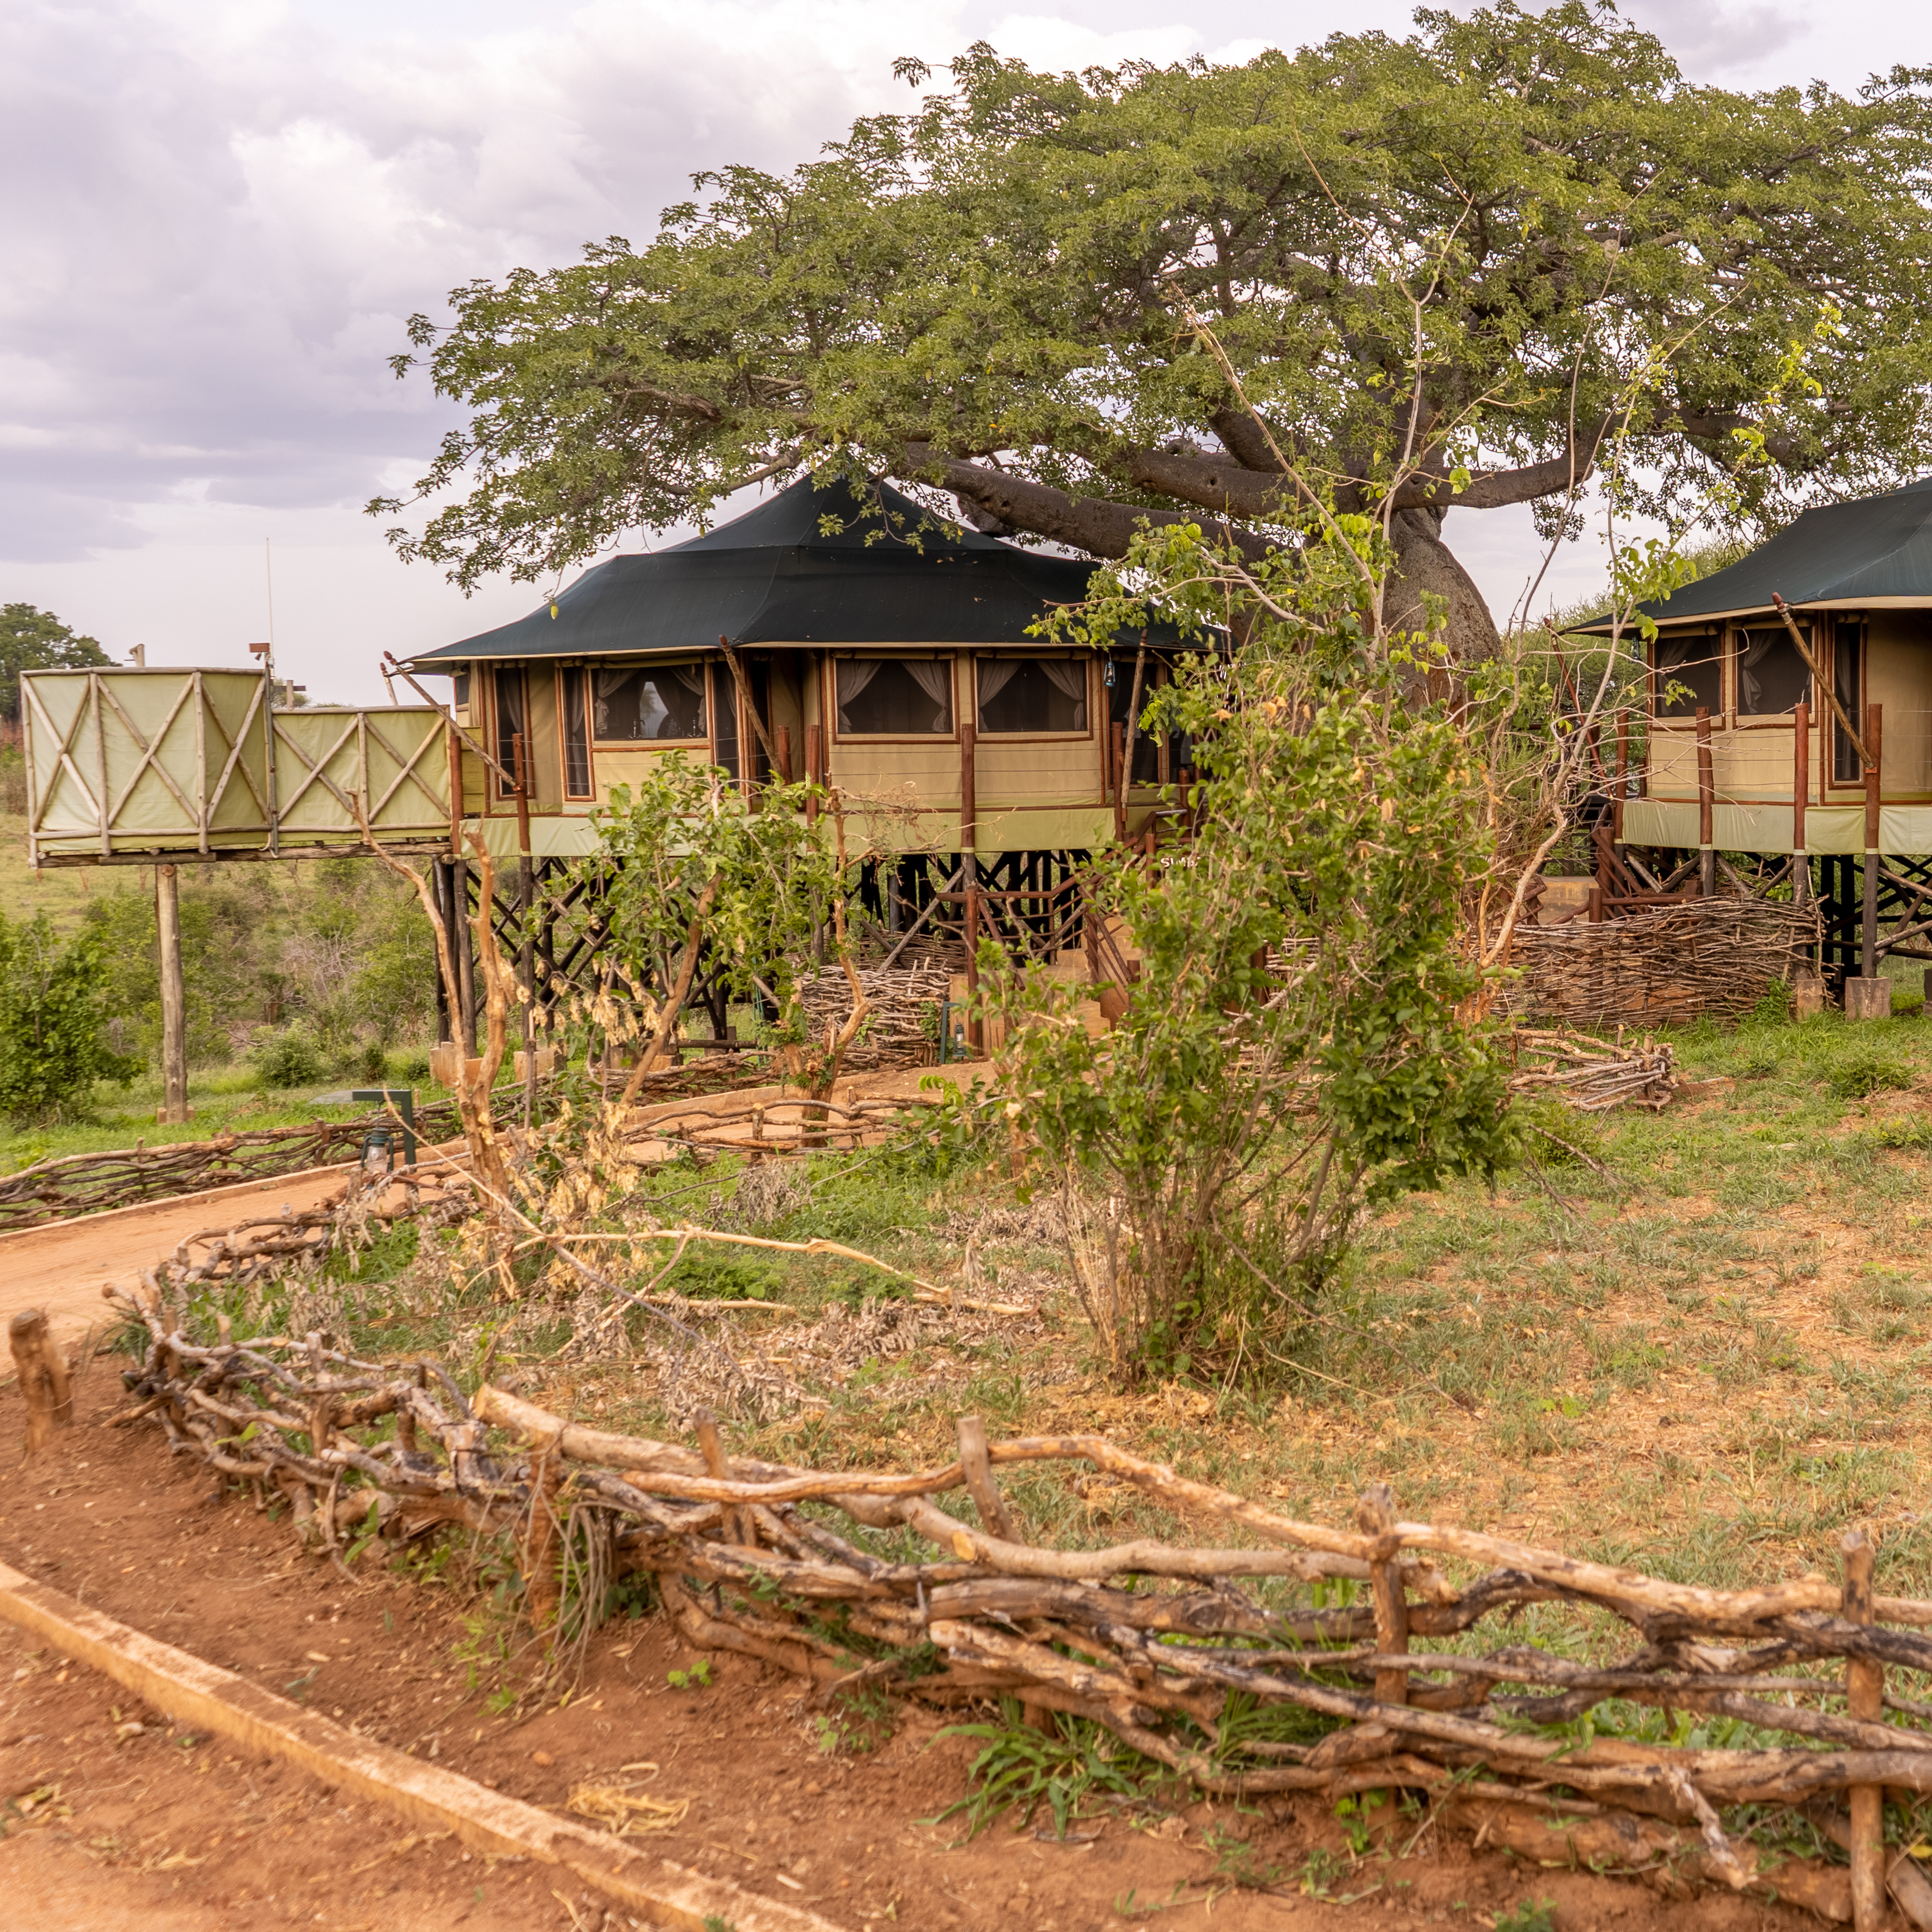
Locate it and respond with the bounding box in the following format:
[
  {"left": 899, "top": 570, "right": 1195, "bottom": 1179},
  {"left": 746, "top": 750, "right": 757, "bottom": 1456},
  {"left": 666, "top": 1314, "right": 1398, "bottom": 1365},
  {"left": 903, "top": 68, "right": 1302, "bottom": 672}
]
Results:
[
  {"left": 1507, "top": 1027, "right": 1678, "bottom": 1113},
  {"left": 110, "top": 1302, "right": 1932, "bottom": 1923},
  {"left": 1503, "top": 896, "right": 1820, "bottom": 1028}
]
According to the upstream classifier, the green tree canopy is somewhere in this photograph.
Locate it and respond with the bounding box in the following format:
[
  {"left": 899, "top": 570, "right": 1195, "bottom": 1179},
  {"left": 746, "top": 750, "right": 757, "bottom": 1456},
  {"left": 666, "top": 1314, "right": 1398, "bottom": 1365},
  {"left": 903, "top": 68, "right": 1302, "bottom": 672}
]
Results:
[
  {"left": 374, "top": 2, "right": 1932, "bottom": 655},
  {"left": 2, "top": 604, "right": 111, "bottom": 722}
]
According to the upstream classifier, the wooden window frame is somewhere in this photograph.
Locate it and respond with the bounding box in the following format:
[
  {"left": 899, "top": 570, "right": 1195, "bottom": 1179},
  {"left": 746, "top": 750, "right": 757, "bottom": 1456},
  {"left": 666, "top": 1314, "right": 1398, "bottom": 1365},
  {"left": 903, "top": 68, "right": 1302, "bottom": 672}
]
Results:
[
  {"left": 491, "top": 666, "right": 527, "bottom": 801},
  {"left": 585, "top": 659, "right": 711, "bottom": 749},
  {"left": 828, "top": 653, "right": 959, "bottom": 745},
  {"left": 972, "top": 652, "right": 1096, "bottom": 742},
  {"left": 558, "top": 666, "right": 594, "bottom": 800}
]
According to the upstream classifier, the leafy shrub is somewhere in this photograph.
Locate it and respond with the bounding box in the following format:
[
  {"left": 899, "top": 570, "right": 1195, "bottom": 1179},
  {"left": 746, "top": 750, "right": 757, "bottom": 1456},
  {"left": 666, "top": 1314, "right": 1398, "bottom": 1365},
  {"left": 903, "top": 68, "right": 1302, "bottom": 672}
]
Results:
[
  {"left": 251, "top": 1026, "right": 324, "bottom": 1089},
  {"left": 0, "top": 745, "right": 26, "bottom": 815},
  {"left": 0, "top": 908, "right": 136, "bottom": 1122},
  {"left": 1826, "top": 1050, "right": 1914, "bottom": 1099}
]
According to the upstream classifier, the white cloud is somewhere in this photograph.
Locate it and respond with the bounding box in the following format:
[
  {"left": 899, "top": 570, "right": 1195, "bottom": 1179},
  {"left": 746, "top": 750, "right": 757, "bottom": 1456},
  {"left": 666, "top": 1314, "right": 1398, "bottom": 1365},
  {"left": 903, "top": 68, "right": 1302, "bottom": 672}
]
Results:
[{"left": 9, "top": 0, "right": 1932, "bottom": 702}]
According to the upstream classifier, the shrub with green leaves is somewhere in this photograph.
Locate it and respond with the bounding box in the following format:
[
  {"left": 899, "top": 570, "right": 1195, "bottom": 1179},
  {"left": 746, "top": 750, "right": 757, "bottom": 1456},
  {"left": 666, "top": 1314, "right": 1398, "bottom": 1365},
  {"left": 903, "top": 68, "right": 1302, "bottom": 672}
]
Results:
[
  {"left": 0, "top": 907, "right": 136, "bottom": 1122},
  {"left": 997, "top": 519, "right": 1513, "bottom": 1380}
]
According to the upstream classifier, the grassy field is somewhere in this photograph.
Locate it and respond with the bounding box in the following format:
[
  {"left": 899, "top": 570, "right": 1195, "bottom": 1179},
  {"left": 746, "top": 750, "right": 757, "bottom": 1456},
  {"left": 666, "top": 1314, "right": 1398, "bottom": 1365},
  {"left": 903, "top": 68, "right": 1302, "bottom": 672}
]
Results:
[{"left": 209, "top": 997, "right": 1932, "bottom": 1615}]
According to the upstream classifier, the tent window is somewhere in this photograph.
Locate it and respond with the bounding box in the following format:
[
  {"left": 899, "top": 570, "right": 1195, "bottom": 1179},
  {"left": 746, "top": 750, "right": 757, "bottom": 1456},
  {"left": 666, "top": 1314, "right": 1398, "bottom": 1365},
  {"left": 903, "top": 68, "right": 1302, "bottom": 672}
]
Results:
[
  {"left": 1833, "top": 625, "right": 1864, "bottom": 784},
  {"left": 451, "top": 670, "right": 471, "bottom": 716},
  {"left": 493, "top": 668, "right": 526, "bottom": 798},
  {"left": 1651, "top": 635, "right": 1721, "bottom": 718},
  {"left": 1735, "top": 627, "right": 1811, "bottom": 716},
  {"left": 977, "top": 657, "right": 1088, "bottom": 735},
  {"left": 561, "top": 668, "right": 592, "bottom": 799},
  {"left": 836, "top": 659, "right": 953, "bottom": 736},
  {"left": 589, "top": 665, "right": 708, "bottom": 742}
]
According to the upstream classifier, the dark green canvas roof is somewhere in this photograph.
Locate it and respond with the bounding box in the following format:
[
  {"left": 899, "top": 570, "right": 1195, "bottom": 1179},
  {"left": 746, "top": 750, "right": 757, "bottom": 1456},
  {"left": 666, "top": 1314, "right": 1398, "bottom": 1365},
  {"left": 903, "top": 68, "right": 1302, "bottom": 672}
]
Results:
[
  {"left": 405, "top": 474, "right": 1179, "bottom": 665},
  {"left": 1570, "top": 477, "right": 1932, "bottom": 634}
]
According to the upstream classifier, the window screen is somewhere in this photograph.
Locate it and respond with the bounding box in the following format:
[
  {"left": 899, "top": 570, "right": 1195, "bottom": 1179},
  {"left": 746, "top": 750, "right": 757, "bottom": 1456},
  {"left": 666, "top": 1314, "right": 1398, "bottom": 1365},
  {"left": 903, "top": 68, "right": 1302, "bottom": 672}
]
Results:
[
  {"left": 493, "top": 668, "right": 526, "bottom": 797},
  {"left": 1652, "top": 634, "right": 1721, "bottom": 718},
  {"left": 836, "top": 659, "right": 953, "bottom": 736},
  {"left": 1833, "top": 624, "right": 1864, "bottom": 784},
  {"left": 452, "top": 670, "right": 471, "bottom": 714},
  {"left": 589, "top": 665, "right": 708, "bottom": 742},
  {"left": 561, "top": 668, "right": 592, "bottom": 798},
  {"left": 1735, "top": 627, "right": 1811, "bottom": 716},
  {"left": 977, "top": 658, "right": 1088, "bottom": 734}
]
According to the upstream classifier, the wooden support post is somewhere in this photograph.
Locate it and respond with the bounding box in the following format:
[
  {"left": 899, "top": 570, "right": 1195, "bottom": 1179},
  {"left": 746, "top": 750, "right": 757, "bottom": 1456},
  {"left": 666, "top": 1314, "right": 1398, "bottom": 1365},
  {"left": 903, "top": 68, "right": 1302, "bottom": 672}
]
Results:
[
  {"left": 696, "top": 1409, "right": 749, "bottom": 1546},
  {"left": 452, "top": 855, "right": 477, "bottom": 1055},
  {"left": 446, "top": 718, "right": 464, "bottom": 853},
  {"left": 9, "top": 1309, "right": 74, "bottom": 1455},
  {"left": 961, "top": 721, "right": 982, "bottom": 1054},
  {"left": 521, "top": 1431, "right": 562, "bottom": 1630},
  {"left": 955, "top": 1415, "right": 1020, "bottom": 1543},
  {"left": 1793, "top": 700, "right": 1810, "bottom": 907},
  {"left": 1843, "top": 1529, "right": 1884, "bottom": 1931},
  {"left": 432, "top": 858, "right": 452, "bottom": 1045},
  {"left": 1612, "top": 710, "right": 1628, "bottom": 846},
  {"left": 1696, "top": 707, "right": 1715, "bottom": 899},
  {"left": 155, "top": 862, "right": 190, "bottom": 1125},
  {"left": 1864, "top": 702, "right": 1882, "bottom": 982},
  {"left": 511, "top": 730, "right": 532, "bottom": 862},
  {"left": 803, "top": 723, "right": 821, "bottom": 826},
  {"left": 1355, "top": 1482, "right": 1409, "bottom": 1708},
  {"left": 1111, "top": 721, "right": 1127, "bottom": 842},
  {"left": 776, "top": 723, "right": 793, "bottom": 786}
]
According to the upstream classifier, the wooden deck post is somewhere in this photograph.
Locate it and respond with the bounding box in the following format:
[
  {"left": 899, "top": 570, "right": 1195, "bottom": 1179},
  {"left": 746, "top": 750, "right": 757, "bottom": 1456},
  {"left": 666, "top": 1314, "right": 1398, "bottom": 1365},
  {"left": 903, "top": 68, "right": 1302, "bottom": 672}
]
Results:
[
  {"left": 1111, "top": 721, "right": 1127, "bottom": 842},
  {"left": 1863, "top": 703, "right": 1882, "bottom": 982},
  {"left": 1696, "top": 708, "right": 1715, "bottom": 899},
  {"left": 1612, "top": 709, "right": 1628, "bottom": 846},
  {"left": 1842, "top": 1529, "right": 1884, "bottom": 1930},
  {"left": 961, "top": 721, "right": 982, "bottom": 1054},
  {"left": 452, "top": 855, "right": 477, "bottom": 1054},
  {"left": 155, "top": 863, "right": 190, "bottom": 1125},
  {"left": 1793, "top": 700, "right": 1810, "bottom": 908},
  {"left": 776, "top": 723, "right": 793, "bottom": 786},
  {"left": 803, "top": 723, "right": 820, "bottom": 825},
  {"left": 9, "top": 1309, "right": 74, "bottom": 1455},
  {"left": 446, "top": 717, "right": 464, "bottom": 854}
]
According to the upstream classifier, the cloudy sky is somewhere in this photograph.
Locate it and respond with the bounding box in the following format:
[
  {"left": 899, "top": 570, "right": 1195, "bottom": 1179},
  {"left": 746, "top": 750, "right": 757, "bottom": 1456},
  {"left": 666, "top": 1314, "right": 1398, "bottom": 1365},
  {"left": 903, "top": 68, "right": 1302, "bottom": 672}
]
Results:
[{"left": 7, "top": 0, "right": 1931, "bottom": 703}]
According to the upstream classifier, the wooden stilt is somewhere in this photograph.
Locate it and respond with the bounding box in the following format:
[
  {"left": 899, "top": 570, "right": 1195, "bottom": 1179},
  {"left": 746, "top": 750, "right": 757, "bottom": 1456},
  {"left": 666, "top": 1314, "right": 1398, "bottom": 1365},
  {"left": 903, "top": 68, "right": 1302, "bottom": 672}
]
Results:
[
  {"left": 9, "top": 1309, "right": 74, "bottom": 1455},
  {"left": 432, "top": 858, "right": 453, "bottom": 1045},
  {"left": 1863, "top": 703, "right": 1882, "bottom": 981},
  {"left": 452, "top": 855, "right": 477, "bottom": 1053},
  {"left": 1696, "top": 707, "right": 1715, "bottom": 899},
  {"left": 155, "top": 863, "right": 190, "bottom": 1124}
]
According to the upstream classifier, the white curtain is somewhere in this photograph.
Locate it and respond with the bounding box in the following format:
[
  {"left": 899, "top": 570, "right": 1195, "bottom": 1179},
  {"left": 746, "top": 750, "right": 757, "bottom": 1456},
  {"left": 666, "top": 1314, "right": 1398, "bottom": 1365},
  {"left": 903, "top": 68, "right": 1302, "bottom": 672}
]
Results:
[
  {"left": 837, "top": 659, "right": 883, "bottom": 734},
  {"left": 667, "top": 664, "right": 707, "bottom": 738},
  {"left": 592, "top": 668, "right": 629, "bottom": 740},
  {"left": 1040, "top": 658, "right": 1087, "bottom": 729},
  {"left": 976, "top": 659, "right": 1019, "bottom": 717},
  {"left": 902, "top": 658, "right": 953, "bottom": 730},
  {"left": 1735, "top": 629, "right": 1803, "bottom": 715}
]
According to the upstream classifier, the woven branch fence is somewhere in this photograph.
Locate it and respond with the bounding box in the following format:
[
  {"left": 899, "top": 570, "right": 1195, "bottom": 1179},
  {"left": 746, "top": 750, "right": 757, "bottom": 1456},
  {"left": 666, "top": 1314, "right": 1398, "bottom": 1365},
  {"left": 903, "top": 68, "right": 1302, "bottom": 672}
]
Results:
[
  {"left": 1504, "top": 897, "right": 1820, "bottom": 1029},
  {"left": 796, "top": 966, "right": 949, "bottom": 1071},
  {"left": 109, "top": 1255, "right": 1932, "bottom": 1926},
  {"left": 0, "top": 1057, "right": 780, "bottom": 1233}
]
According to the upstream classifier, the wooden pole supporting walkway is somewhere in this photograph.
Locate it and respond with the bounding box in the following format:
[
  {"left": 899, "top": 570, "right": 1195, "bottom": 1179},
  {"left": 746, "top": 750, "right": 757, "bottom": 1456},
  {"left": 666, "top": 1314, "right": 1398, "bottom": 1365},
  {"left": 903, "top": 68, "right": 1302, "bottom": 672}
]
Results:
[{"left": 155, "top": 862, "right": 190, "bottom": 1124}]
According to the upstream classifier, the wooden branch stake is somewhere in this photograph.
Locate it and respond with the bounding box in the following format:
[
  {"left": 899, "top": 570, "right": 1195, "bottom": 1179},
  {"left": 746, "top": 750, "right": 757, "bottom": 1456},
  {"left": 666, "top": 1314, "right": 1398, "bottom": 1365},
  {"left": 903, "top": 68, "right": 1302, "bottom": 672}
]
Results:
[
  {"left": 522, "top": 1428, "right": 563, "bottom": 1629},
  {"left": 956, "top": 1414, "right": 1021, "bottom": 1544},
  {"left": 1357, "top": 1481, "right": 1409, "bottom": 1707},
  {"left": 9, "top": 1308, "right": 73, "bottom": 1454},
  {"left": 696, "top": 1409, "right": 750, "bottom": 1546},
  {"left": 1844, "top": 1530, "right": 1885, "bottom": 1930}
]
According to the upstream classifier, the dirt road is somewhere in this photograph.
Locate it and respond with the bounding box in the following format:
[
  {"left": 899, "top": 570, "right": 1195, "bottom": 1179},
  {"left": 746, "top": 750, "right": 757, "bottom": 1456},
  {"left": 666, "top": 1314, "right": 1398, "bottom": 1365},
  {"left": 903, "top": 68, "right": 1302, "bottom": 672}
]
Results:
[{"left": 0, "top": 1161, "right": 386, "bottom": 1363}]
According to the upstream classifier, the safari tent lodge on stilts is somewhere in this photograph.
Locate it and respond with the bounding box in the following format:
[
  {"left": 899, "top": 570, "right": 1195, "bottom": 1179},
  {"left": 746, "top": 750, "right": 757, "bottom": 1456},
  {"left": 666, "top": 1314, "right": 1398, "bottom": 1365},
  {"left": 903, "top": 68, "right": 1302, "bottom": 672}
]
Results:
[
  {"left": 1570, "top": 477, "right": 1932, "bottom": 1007},
  {"left": 20, "top": 474, "right": 1189, "bottom": 1086}
]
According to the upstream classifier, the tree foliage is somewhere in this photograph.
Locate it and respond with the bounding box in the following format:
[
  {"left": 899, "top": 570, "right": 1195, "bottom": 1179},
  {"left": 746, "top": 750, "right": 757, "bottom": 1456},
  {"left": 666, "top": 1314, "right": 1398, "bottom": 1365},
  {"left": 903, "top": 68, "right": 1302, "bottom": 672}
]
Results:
[
  {"left": 995, "top": 519, "right": 1512, "bottom": 1379},
  {"left": 0, "top": 908, "right": 136, "bottom": 1122},
  {"left": 2, "top": 604, "right": 111, "bottom": 722},
  {"left": 377, "top": 2, "right": 1932, "bottom": 617}
]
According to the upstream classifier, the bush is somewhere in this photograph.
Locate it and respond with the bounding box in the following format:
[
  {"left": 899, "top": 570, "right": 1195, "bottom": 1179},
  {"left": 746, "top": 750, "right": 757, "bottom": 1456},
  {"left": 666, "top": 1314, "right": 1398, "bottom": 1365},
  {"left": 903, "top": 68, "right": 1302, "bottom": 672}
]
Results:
[
  {"left": 251, "top": 1026, "right": 324, "bottom": 1089},
  {"left": 1826, "top": 1049, "right": 1914, "bottom": 1100},
  {"left": 0, "top": 908, "right": 136, "bottom": 1122}
]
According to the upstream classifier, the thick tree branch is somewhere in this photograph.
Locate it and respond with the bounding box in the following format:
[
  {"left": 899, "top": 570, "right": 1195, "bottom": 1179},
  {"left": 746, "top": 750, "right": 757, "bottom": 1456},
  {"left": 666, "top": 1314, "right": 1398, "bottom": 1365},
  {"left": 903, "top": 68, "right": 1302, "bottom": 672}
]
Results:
[{"left": 904, "top": 444, "right": 1275, "bottom": 565}]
